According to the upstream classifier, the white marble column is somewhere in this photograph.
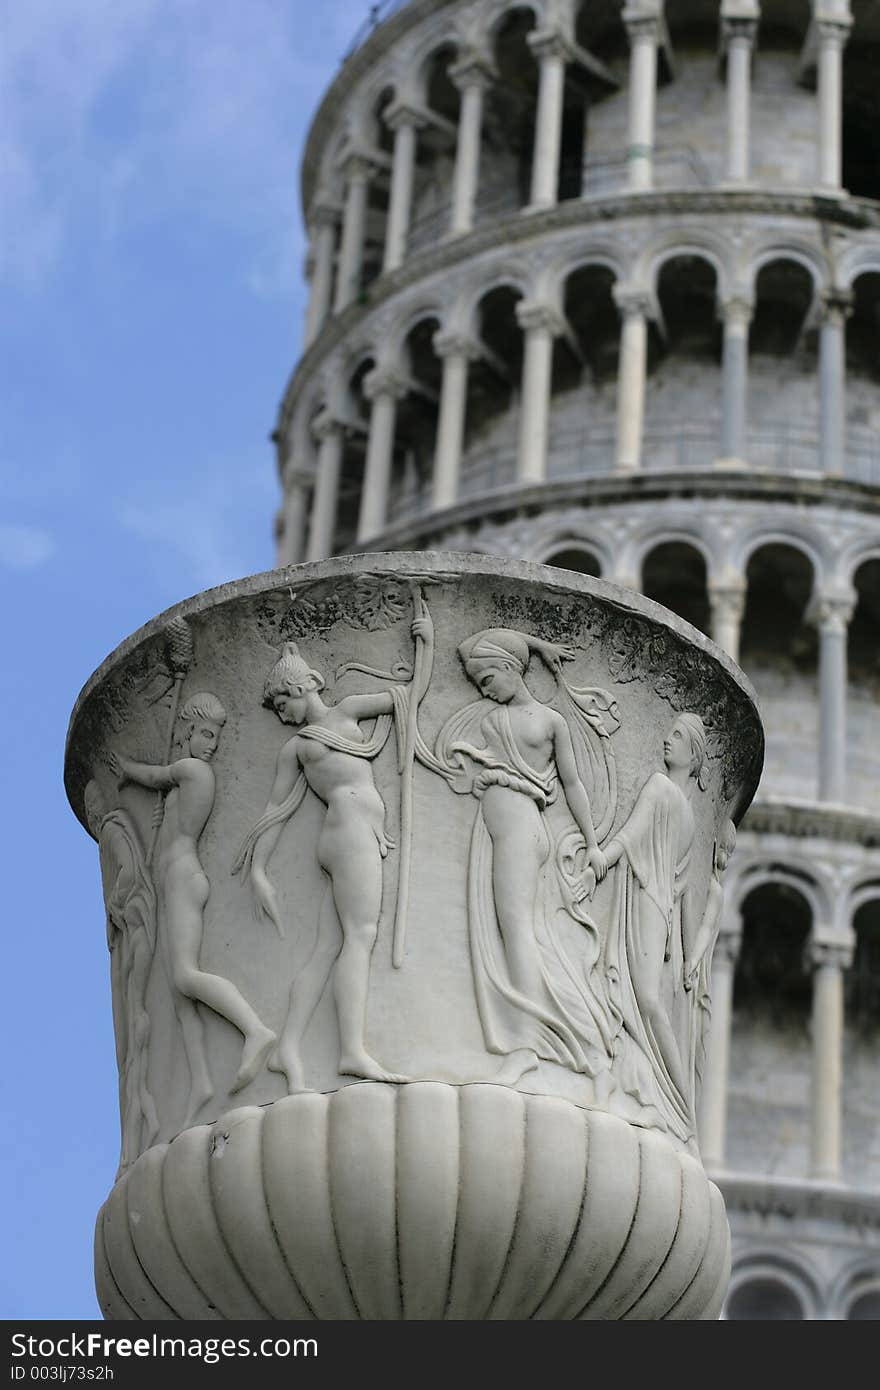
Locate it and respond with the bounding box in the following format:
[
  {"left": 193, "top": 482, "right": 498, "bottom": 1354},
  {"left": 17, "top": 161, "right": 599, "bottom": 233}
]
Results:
[
  {"left": 383, "top": 104, "right": 424, "bottom": 273},
  {"left": 614, "top": 288, "right": 652, "bottom": 470},
  {"left": 815, "top": 588, "right": 855, "bottom": 803},
  {"left": 515, "top": 301, "right": 563, "bottom": 484},
  {"left": 722, "top": 14, "right": 758, "bottom": 183},
  {"left": 818, "top": 288, "right": 852, "bottom": 477},
  {"left": 623, "top": 9, "right": 661, "bottom": 191},
  {"left": 816, "top": 16, "right": 852, "bottom": 190},
  {"left": 304, "top": 204, "right": 341, "bottom": 346},
  {"left": 449, "top": 58, "right": 493, "bottom": 235},
  {"left": 277, "top": 472, "right": 312, "bottom": 567},
  {"left": 808, "top": 938, "right": 854, "bottom": 1181},
  {"left": 432, "top": 331, "right": 479, "bottom": 509},
  {"left": 306, "top": 412, "right": 345, "bottom": 562},
  {"left": 334, "top": 153, "right": 375, "bottom": 313},
  {"left": 527, "top": 30, "right": 569, "bottom": 209},
  {"left": 719, "top": 295, "right": 752, "bottom": 463},
  {"left": 357, "top": 366, "right": 408, "bottom": 543},
  {"left": 698, "top": 922, "right": 742, "bottom": 1170},
  {"left": 708, "top": 579, "right": 747, "bottom": 662}
]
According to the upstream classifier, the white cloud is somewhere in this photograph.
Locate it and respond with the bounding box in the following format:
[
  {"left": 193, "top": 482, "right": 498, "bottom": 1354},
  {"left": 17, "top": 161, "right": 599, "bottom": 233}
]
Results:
[
  {"left": 0, "top": 0, "right": 372, "bottom": 293},
  {"left": 0, "top": 522, "right": 55, "bottom": 570}
]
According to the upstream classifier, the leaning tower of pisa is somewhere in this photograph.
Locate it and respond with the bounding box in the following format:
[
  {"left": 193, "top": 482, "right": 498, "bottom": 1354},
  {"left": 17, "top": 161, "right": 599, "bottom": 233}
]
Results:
[{"left": 276, "top": 0, "right": 880, "bottom": 1318}]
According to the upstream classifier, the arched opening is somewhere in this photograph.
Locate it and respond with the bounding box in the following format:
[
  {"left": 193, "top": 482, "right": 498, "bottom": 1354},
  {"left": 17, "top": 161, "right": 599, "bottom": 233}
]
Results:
[
  {"left": 727, "top": 879, "right": 813, "bottom": 1178},
  {"left": 846, "top": 274, "right": 880, "bottom": 486},
  {"left": 848, "top": 559, "right": 880, "bottom": 810},
  {"left": 726, "top": 1277, "right": 806, "bottom": 1321},
  {"left": 388, "top": 316, "right": 442, "bottom": 522},
  {"left": 641, "top": 541, "right": 710, "bottom": 635},
  {"left": 550, "top": 264, "right": 619, "bottom": 472},
  {"left": 842, "top": 894, "right": 880, "bottom": 1187},
  {"left": 575, "top": 0, "right": 633, "bottom": 194},
  {"left": 733, "top": 881, "right": 813, "bottom": 1023},
  {"left": 740, "top": 542, "right": 817, "bottom": 798},
  {"left": 750, "top": 260, "right": 817, "bottom": 470},
  {"left": 644, "top": 255, "right": 718, "bottom": 467},
  {"left": 842, "top": 43, "right": 880, "bottom": 201},
  {"left": 460, "top": 284, "right": 524, "bottom": 495},
  {"left": 488, "top": 8, "right": 540, "bottom": 212},
  {"left": 740, "top": 543, "right": 816, "bottom": 672},
  {"left": 407, "top": 46, "right": 461, "bottom": 255},
  {"left": 847, "top": 1287, "right": 880, "bottom": 1320},
  {"left": 543, "top": 546, "right": 601, "bottom": 577},
  {"left": 361, "top": 88, "right": 395, "bottom": 295},
  {"left": 846, "top": 898, "right": 880, "bottom": 1037},
  {"left": 332, "top": 357, "right": 374, "bottom": 552}
]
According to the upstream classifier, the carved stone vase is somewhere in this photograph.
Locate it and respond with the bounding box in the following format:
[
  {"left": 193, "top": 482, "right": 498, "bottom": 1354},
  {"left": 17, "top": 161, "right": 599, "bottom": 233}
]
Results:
[{"left": 65, "top": 553, "right": 764, "bottom": 1320}]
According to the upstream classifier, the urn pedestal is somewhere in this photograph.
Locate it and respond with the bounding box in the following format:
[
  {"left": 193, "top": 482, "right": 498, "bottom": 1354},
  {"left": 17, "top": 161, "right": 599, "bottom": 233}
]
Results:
[{"left": 65, "top": 553, "right": 763, "bottom": 1320}]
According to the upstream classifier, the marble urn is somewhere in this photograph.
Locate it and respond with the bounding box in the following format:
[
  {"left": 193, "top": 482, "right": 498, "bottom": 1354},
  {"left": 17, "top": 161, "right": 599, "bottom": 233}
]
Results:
[{"left": 64, "top": 552, "right": 764, "bottom": 1319}]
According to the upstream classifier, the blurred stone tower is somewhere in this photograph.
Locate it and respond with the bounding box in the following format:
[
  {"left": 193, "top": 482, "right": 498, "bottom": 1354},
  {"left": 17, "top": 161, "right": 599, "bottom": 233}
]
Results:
[{"left": 274, "top": 0, "right": 880, "bottom": 1318}]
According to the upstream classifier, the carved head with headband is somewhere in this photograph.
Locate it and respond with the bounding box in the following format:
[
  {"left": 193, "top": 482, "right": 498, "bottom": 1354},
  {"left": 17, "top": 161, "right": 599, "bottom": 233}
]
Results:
[
  {"left": 458, "top": 628, "right": 571, "bottom": 683},
  {"left": 263, "top": 643, "right": 325, "bottom": 708}
]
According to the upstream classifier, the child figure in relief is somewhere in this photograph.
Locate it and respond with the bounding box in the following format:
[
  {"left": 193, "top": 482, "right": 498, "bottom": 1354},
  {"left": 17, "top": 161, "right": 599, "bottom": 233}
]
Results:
[{"left": 109, "top": 694, "right": 275, "bottom": 1120}]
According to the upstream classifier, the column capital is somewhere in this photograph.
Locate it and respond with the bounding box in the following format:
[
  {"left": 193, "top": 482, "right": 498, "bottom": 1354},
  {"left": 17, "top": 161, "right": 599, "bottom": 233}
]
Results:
[
  {"left": 815, "top": 16, "right": 853, "bottom": 50},
  {"left": 285, "top": 467, "right": 315, "bottom": 493},
  {"left": 622, "top": 9, "right": 663, "bottom": 44},
  {"left": 384, "top": 100, "right": 429, "bottom": 134},
  {"left": 718, "top": 294, "right": 754, "bottom": 328},
  {"left": 722, "top": 15, "right": 759, "bottom": 49},
  {"left": 336, "top": 145, "right": 385, "bottom": 182},
  {"left": 311, "top": 408, "right": 347, "bottom": 443},
  {"left": 613, "top": 284, "right": 654, "bottom": 320},
  {"left": 432, "top": 329, "right": 483, "bottom": 362},
  {"left": 515, "top": 300, "right": 566, "bottom": 336},
  {"left": 526, "top": 27, "right": 572, "bottom": 64},
  {"left": 363, "top": 364, "right": 409, "bottom": 403},
  {"left": 708, "top": 579, "right": 747, "bottom": 623},
  {"left": 808, "top": 937, "right": 855, "bottom": 971},
  {"left": 811, "top": 586, "right": 857, "bottom": 632},
  {"left": 449, "top": 51, "right": 496, "bottom": 92},
  {"left": 309, "top": 199, "right": 342, "bottom": 231},
  {"left": 818, "top": 286, "right": 854, "bottom": 325}
]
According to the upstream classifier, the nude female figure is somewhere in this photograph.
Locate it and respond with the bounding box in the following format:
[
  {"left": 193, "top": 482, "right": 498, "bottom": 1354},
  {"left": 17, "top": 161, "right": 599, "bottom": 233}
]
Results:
[
  {"left": 110, "top": 694, "right": 275, "bottom": 1120},
  {"left": 233, "top": 608, "right": 434, "bottom": 1089}
]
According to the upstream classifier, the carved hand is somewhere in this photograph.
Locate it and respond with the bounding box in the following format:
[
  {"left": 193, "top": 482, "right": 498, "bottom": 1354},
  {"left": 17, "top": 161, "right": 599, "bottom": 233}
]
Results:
[
  {"left": 587, "top": 847, "right": 608, "bottom": 882},
  {"left": 107, "top": 750, "right": 128, "bottom": 786},
  {"left": 411, "top": 613, "right": 433, "bottom": 641},
  {"left": 574, "top": 866, "right": 597, "bottom": 903},
  {"left": 251, "top": 868, "right": 285, "bottom": 938}
]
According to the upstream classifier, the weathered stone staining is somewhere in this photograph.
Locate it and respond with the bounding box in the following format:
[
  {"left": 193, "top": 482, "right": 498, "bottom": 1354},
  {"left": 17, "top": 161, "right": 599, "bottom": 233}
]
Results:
[{"left": 66, "top": 553, "right": 764, "bottom": 1319}]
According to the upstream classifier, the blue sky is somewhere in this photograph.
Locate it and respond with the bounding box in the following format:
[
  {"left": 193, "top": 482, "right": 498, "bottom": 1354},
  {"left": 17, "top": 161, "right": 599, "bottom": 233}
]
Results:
[{"left": 1, "top": 0, "right": 370, "bottom": 1320}]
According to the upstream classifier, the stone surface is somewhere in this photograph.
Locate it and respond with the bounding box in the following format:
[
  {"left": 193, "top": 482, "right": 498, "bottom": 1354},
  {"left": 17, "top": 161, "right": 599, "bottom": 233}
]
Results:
[{"left": 66, "top": 552, "right": 763, "bottom": 1319}]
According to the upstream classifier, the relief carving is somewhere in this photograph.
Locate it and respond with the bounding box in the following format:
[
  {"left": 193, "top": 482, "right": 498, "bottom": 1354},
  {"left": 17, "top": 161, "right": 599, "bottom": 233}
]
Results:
[
  {"left": 685, "top": 819, "right": 736, "bottom": 1095},
  {"left": 415, "top": 628, "right": 620, "bottom": 1087},
  {"left": 109, "top": 694, "right": 275, "bottom": 1121},
  {"left": 85, "top": 780, "right": 159, "bottom": 1173},
  {"left": 599, "top": 714, "right": 710, "bottom": 1143},
  {"left": 232, "top": 598, "right": 435, "bottom": 1089}
]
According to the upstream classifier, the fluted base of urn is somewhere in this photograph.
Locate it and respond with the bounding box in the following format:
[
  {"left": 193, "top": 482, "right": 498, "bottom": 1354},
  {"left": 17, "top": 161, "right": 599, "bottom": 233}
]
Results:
[{"left": 95, "top": 1083, "right": 730, "bottom": 1320}]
